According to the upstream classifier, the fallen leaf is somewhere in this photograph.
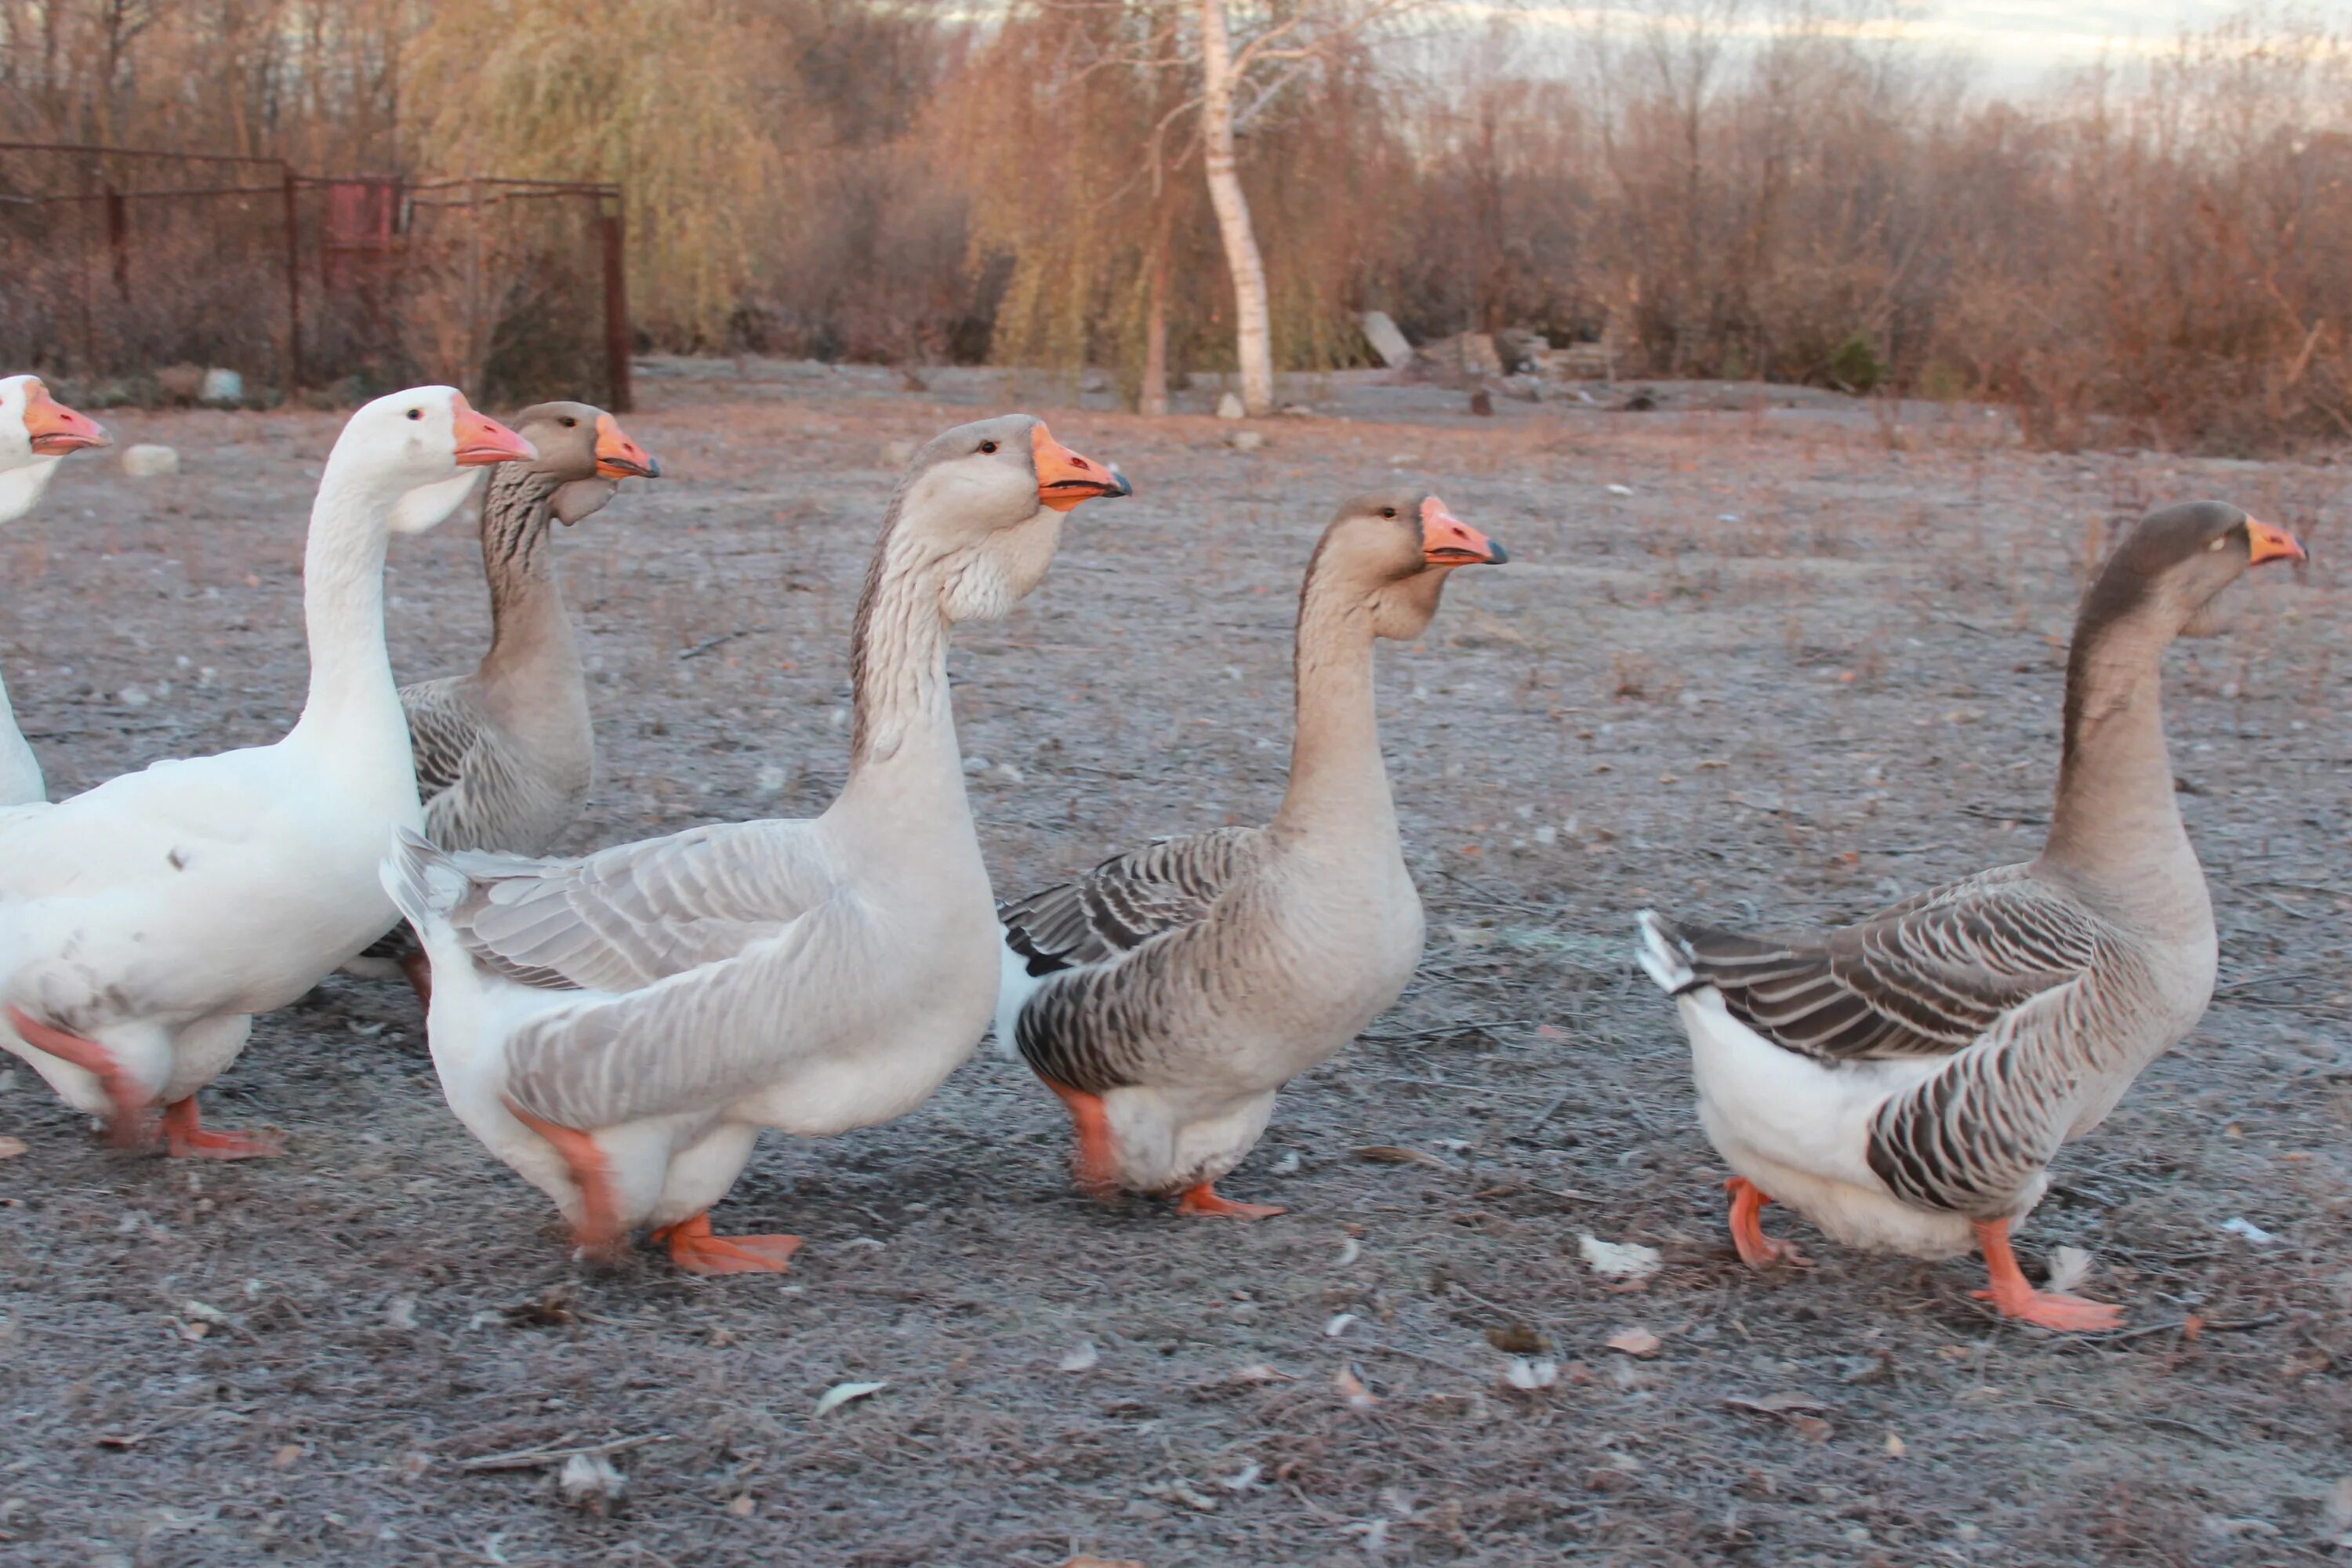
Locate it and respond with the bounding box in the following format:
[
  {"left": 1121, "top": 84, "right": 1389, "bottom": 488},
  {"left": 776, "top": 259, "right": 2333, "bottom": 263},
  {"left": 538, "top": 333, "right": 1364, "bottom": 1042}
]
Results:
[
  {"left": 1503, "top": 1357, "right": 1559, "bottom": 1390},
  {"left": 1219, "top": 1461, "right": 1263, "bottom": 1492},
  {"left": 2220, "top": 1217, "right": 2277, "bottom": 1245},
  {"left": 1324, "top": 1312, "right": 1359, "bottom": 1338},
  {"left": 2044, "top": 1245, "right": 2094, "bottom": 1295},
  {"left": 272, "top": 1444, "right": 303, "bottom": 1468},
  {"left": 1485, "top": 1323, "right": 1548, "bottom": 1355},
  {"left": 1786, "top": 1414, "right": 1834, "bottom": 1443},
  {"left": 0, "top": 1135, "right": 26, "bottom": 1160},
  {"left": 812, "top": 1380, "right": 887, "bottom": 1418},
  {"left": 1147, "top": 1478, "right": 1218, "bottom": 1513},
  {"left": 1229, "top": 1363, "right": 1293, "bottom": 1385},
  {"left": 1580, "top": 1234, "right": 1662, "bottom": 1280},
  {"left": 1606, "top": 1327, "right": 1662, "bottom": 1359},
  {"left": 727, "top": 1494, "right": 757, "bottom": 1518},
  {"left": 1334, "top": 1363, "right": 1377, "bottom": 1408},
  {"left": 1352, "top": 1145, "right": 1454, "bottom": 1171},
  {"left": 1057, "top": 1341, "right": 1098, "bottom": 1374},
  {"left": 1334, "top": 1236, "right": 1361, "bottom": 1266},
  {"left": 1884, "top": 1432, "right": 1906, "bottom": 1458}
]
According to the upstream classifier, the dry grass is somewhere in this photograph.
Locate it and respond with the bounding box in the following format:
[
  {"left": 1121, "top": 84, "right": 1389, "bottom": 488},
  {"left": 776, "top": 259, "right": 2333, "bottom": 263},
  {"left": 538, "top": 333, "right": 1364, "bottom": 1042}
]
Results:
[{"left": 0, "top": 368, "right": 2346, "bottom": 1566}]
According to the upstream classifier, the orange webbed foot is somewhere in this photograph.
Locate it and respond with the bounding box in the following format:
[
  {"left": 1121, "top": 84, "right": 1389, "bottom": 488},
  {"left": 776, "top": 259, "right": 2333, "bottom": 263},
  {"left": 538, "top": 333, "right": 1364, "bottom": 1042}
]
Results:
[
  {"left": 1972, "top": 1218, "right": 2122, "bottom": 1330},
  {"left": 1039, "top": 1077, "right": 1121, "bottom": 1200},
  {"left": 1726, "top": 1175, "right": 1810, "bottom": 1269},
  {"left": 162, "top": 1098, "right": 284, "bottom": 1160},
  {"left": 1174, "top": 1183, "right": 1285, "bottom": 1220},
  {"left": 653, "top": 1213, "right": 803, "bottom": 1276}
]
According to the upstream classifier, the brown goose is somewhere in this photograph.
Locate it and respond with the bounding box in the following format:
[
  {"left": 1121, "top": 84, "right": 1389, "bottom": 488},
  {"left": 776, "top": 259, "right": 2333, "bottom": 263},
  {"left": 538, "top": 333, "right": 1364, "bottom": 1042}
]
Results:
[
  {"left": 996, "top": 492, "right": 1507, "bottom": 1217},
  {"left": 353, "top": 403, "right": 658, "bottom": 995},
  {"left": 1637, "top": 501, "right": 2305, "bottom": 1329}
]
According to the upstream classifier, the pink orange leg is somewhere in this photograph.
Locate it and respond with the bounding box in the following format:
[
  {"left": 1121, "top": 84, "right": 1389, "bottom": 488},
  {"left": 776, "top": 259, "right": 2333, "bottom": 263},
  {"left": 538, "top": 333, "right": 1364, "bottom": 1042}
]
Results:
[
  {"left": 399, "top": 950, "right": 433, "bottom": 1007},
  {"left": 651, "top": 1212, "right": 803, "bottom": 1276},
  {"left": 1039, "top": 1076, "right": 1120, "bottom": 1199},
  {"left": 1726, "top": 1176, "right": 1811, "bottom": 1269},
  {"left": 503, "top": 1098, "right": 624, "bottom": 1261},
  {"left": 7, "top": 1005, "right": 151, "bottom": 1148},
  {"left": 1174, "top": 1183, "right": 1285, "bottom": 1220},
  {"left": 1971, "top": 1218, "right": 2122, "bottom": 1330},
  {"left": 162, "top": 1096, "right": 283, "bottom": 1160}
]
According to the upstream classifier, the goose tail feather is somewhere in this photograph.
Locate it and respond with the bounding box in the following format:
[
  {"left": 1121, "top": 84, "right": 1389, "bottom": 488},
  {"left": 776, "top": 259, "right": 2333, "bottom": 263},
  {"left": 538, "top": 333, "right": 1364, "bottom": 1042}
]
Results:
[
  {"left": 380, "top": 825, "right": 468, "bottom": 938},
  {"left": 1635, "top": 909, "right": 1705, "bottom": 996}
]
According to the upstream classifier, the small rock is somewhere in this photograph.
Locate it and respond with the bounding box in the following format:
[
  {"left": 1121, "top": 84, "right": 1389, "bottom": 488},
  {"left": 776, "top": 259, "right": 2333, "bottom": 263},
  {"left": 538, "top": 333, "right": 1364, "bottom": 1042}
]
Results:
[
  {"left": 557, "top": 1452, "right": 626, "bottom": 1514},
  {"left": 1468, "top": 389, "right": 1494, "bottom": 416},
  {"left": 199, "top": 368, "right": 244, "bottom": 405},
  {"left": 1359, "top": 310, "right": 1414, "bottom": 368},
  {"left": 122, "top": 444, "right": 180, "bottom": 478},
  {"left": 1228, "top": 429, "right": 1265, "bottom": 453},
  {"left": 1215, "top": 392, "right": 1245, "bottom": 420}
]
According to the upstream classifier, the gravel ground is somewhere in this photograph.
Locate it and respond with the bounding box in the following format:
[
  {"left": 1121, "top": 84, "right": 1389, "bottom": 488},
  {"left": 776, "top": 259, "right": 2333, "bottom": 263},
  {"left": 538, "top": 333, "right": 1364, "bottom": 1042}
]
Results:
[{"left": 0, "top": 367, "right": 2346, "bottom": 1567}]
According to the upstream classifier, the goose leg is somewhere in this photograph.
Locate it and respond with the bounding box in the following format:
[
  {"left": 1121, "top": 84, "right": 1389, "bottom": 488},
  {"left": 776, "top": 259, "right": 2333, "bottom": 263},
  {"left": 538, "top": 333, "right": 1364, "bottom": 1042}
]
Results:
[
  {"left": 161, "top": 1096, "right": 283, "bottom": 1160},
  {"left": 6, "top": 1005, "right": 151, "bottom": 1148},
  {"left": 1174, "top": 1183, "right": 1285, "bottom": 1220},
  {"left": 651, "top": 1212, "right": 803, "bottom": 1276},
  {"left": 503, "top": 1099, "right": 625, "bottom": 1261},
  {"left": 1725, "top": 1176, "right": 1809, "bottom": 1269},
  {"left": 1970, "top": 1218, "right": 2122, "bottom": 1330},
  {"left": 398, "top": 950, "right": 433, "bottom": 1007},
  {"left": 1039, "top": 1076, "right": 1120, "bottom": 1199}
]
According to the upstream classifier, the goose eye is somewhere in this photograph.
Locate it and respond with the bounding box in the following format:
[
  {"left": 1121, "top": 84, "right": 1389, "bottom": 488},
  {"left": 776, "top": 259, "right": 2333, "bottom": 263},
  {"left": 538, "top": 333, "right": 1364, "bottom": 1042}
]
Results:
[
  {"left": 979, "top": 440, "right": 998, "bottom": 454},
  {"left": 1380, "top": 506, "right": 1398, "bottom": 519},
  {"left": 561, "top": 416, "right": 577, "bottom": 428},
  {"left": 405, "top": 408, "right": 423, "bottom": 421}
]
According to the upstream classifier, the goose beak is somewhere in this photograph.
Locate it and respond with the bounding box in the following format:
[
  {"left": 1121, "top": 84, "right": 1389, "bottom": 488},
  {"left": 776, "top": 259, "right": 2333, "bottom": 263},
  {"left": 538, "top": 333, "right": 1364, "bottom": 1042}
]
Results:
[
  {"left": 22, "top": 382, "right": 110, "bottom": 456},
  {"left": 1033, "top": 423, "right": 1131, "bottom": 512},
  {"left": 451, "top": 397, "right": 535, "bottom": 467},
  {"left": 592, "top": 413, "right": 660, "bottom": 479},
  {"left": 1421, "top": 497, "right": 1507, "bottom": 565},
  {"left": 2245, "top": 517, "right": 2305, "bottom": 566}
]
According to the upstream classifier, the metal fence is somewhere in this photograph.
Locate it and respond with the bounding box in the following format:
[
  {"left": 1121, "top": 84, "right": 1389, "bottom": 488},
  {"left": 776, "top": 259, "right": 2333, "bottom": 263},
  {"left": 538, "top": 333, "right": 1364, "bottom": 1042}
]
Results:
[{"left": 0, "top": 143, "right": 631, "bottom": 411}]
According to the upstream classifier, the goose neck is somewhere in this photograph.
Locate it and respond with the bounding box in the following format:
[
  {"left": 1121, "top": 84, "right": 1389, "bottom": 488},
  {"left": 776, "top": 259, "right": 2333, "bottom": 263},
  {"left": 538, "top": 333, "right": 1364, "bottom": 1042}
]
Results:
[
  {"left": 477, "top": 470, "right": 575, "bottom": 684},
  {"left": 837, "top": 517, "right": 967, "bottom": 820},
  {"left": 1272, "top": 572, "right": 1396, "bottom": 839},
  {"left": 286, "top": 469, "right": 406, "bottom": 756},
  {"left": 2039, "top": 608, "right": 2198, "bottom": 920}
]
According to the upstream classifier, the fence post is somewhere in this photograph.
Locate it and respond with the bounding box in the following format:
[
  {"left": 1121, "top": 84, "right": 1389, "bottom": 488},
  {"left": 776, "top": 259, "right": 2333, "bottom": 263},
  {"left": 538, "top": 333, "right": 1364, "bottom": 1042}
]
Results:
[
  {"left": 281, "top": 168, "right": 303, "bottom": 392},
  {"left": 600, "top": 201, "right": 631, "bottom": 413},
  {"left": 103, "top": 182, "right": 129, "bottom": 297}
]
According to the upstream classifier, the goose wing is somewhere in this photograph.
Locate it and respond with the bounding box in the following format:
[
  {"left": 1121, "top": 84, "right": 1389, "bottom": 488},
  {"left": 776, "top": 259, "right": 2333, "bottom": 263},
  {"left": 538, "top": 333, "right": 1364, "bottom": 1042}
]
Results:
[
  {"left": 1000, "top": 826, "right": 1267, "bottom": 976},
  {"left": 432, "top": 818, "right": 838, "bottom": 994},
  {"left": 1661, "top": 866, "right": 2103, "bottom": 1063},
  {"left": 400, "top": 676, "right": 480, "bottom": 811}
]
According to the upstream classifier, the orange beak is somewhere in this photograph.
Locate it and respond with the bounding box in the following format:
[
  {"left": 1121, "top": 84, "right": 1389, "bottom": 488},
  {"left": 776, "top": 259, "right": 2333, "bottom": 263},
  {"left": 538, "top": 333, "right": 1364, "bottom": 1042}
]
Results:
[
  {"left": 1421, "top": 496, "right": 1507, "bottom": 566},
  {"left": 21, "top": 381, "right": 109, "bottom": 456},
  {"left": 451, "top": 396, "right": 535, "bottom": 467},
  {"left": 2245, "top": 517, "right": 2306, "bottom": 566},
  {"left": 592, "top": 412, "right": 660, "bottom": 480},
  {"left": 1033, "top": 423, "right": 1131, "bottom": 512}
]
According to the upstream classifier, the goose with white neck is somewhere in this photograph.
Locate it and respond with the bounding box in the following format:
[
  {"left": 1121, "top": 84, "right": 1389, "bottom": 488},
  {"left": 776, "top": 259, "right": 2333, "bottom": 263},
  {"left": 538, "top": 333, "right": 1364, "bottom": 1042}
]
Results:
[
  {"left": 0, "top": 376, "right": 111, "bottom": 805},
  {"left": 996, "top": 492, "right": 1508, "bottom": 1216},
  {"left": 350, "top": 402, "right": 661, "bottom": 996},
  {"left": 382, "top": 415, "right": 1129, "bottom": 1272},
  {"left": 0, "top": 387, "right": 531, "bottom": 1156},
  {"left": 1636, "top": 502, "right": 2305, "bottom": 1329}
]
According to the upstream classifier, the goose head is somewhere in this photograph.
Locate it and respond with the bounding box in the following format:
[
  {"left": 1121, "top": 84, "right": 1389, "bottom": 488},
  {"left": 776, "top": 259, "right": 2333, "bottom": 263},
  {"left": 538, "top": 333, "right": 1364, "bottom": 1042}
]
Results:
[
  {"left": 324, "top": 387, "right": 535, "bottom": 535},
  {"left": 2085, "top": 500, "right": 2303, "bottom": 642},
  {"left": 504, "top": 401, "right": 662, "bottom": 525},
  {"left": 891, "top": 413, "right": 1129, "bottom": 623},
  {"left": 1310, "top": 491, "right": 1508, "bottom": 640},
  {"left": 0, "top": 375, "right": 109, "bottom": 467}
]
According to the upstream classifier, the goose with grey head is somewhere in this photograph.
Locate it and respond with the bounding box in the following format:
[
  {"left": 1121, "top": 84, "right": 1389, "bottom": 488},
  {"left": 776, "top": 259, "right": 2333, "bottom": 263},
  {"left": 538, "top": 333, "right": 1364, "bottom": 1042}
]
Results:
[
  {"left": 382, "top": 415, "right": 1129, "bottom": 1272},
  {"left": 996, "top": 492, "right": 1507, "bottom": 1217},
  {"left": 0, "top": 387, "right": 531, "bottom": 1156},
  {"left": 0, "top": 375, "right": 111, "bottom": 805},
  {"left": 350, "top": 401, "right": 660, "bottom": 997},
  {"left": 1636, "top": 501, "right": 2305, "bottom": 1329}
]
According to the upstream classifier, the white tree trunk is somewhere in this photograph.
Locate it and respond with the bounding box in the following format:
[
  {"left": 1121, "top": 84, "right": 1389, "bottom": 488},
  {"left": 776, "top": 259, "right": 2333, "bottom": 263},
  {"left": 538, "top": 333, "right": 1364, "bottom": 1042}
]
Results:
[{"left": 1198, "top": 0, "right": 1275, "bottom": 416}]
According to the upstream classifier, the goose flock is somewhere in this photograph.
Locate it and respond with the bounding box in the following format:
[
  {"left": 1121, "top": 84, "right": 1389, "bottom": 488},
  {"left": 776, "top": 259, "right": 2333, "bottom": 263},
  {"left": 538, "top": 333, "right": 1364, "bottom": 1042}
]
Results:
[{"left": 0, "top": 376, "right": 2310, "bottom": 1333}]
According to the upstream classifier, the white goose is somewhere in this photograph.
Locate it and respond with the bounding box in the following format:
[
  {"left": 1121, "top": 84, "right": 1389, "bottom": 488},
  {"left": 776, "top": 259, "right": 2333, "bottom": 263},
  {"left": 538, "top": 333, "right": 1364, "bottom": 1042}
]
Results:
[
  {"left": 0, "top": 387, "right": 532, "bottom": 1156},
  {"left": 1637, "top": 502, "right": 2305, "bottom": 1328},
  {"left": 995, "top": 492, "right": 1507, "bottom": 1217},
  {"left": 0, "top": 376, "right": 111, "bottom": 805},
  {"left": 383, "top": 416, "right": 1129, "bottom": 1272}
]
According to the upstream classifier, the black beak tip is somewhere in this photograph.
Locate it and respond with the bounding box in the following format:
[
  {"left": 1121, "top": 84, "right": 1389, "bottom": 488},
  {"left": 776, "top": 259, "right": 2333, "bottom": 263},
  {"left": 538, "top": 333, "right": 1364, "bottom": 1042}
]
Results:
[
  {"left": 1487, "top": 539, "right": 1509, "bottom": 564},
  {"left": 644, "top": 457, "right": 663, "bottom": 479},
  {"left": 1109, "top": 469, "right": 1133, "bottom": 499}
]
